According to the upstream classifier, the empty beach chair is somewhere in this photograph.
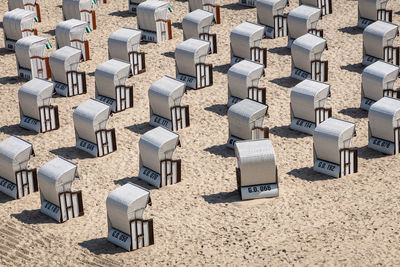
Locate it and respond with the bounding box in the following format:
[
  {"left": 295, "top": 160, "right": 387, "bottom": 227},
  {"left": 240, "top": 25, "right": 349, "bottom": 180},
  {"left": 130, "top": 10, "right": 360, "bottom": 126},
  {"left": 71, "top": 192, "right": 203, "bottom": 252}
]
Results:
[
  {"left": 227, "top": 99, "right": 269, "bottom": 148},
  {"left": 188, "top": 0, "right": 220, "bottom": 24},
  {"left": 313, "top": 118, "right": 357, "bottom": 178},
  {"left": 62, "top": 0, "right": 96, "bottom": 30},
  {"left": 290, "top": 79, "right": 331, "bottom": 135},
  {"left": 299, "top": 0, "right": 332, "bottom": 15},
  {"left": 287, "top": 5, "right": 322, "bottom": 47},
  {"left": 291, "top": 33, "right": 328, "bottom": 82},
  {"left": 175, "top": 38, "right": 213, "bottom": 89},
  {"left": 129, "top": 0, "right": 146, "bottom": 13},
  {"left": 358, "top": 0, "right": 392, "bottom": 29},
  {"left": 50, "top": 46, "right": 87, "bottom": 97},
  {"left": 138, "top": 127, "right": 181, "bottom": 188},
  {"left": 8, "top": 0, "right": 41, "bottom": 22},
  {"left": 368, "top": 97, "right": 400, "bottom": 154},
  {"left": 95, "top": 59, "right": 133, "bottom": 113},
  {"left": 38, "top": 157, "right": 84, "bottom": 223},
  {"left": 360, "top": 60, "right": 399, "bottom": 110},
  {"left": 137, "top": 1, "right": 172, "bottom": 43},
  {"left": 230, "top": 22, "right": 267, "bottom": 68},
  {"left": 182, "top": 10, "right": 218, "bottom": 54},
  {"left": 73, "top": 99, "right": 117, "bottom": 157},
  {"left": 0, "top": 136, "right": 37, "bottom": 199},
  {"left": 3, "top": 9, "right": 37, "bottom": 51},
  {"left": 19, "top": 79, "right": 60, "bottom": 133},
  {"left": 227, "top": 60, "right": 265, "bottom": 107},
  {"left": 256, "top": 0, "right": 288, "bottom": 39},
  {"left": 55, "top": 19, "right": 90, "bottom": 61},
  {"left": 362, "top": 21, "right": 399, "bottom": 66},
  {"left": 234, "top": 139, "right": 278, "bottom": 200},
  {"left": 15, "top": 36, "right": 51, "bottom": 80},
  {"left": 106, "top": 183, "right": 154, "bottom": 251},
  {"left": 108, "top": 28, "right": 146, "bottom": 76},
  {"left": 148, "top": 76, "right": 189, "bottom": 131}
]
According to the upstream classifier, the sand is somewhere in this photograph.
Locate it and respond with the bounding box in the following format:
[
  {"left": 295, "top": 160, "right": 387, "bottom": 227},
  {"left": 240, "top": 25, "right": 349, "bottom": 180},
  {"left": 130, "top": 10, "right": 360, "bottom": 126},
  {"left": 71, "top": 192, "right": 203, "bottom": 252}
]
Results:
[{"left": 0, "top": 0, "right": 400, "bottom": 265}]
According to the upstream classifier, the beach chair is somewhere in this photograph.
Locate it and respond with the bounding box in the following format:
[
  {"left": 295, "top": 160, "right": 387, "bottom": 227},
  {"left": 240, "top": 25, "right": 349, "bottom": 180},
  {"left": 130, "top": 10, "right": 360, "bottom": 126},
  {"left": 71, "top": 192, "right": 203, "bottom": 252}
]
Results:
[
  {"left": 138, "top": 127, "right": 181, "bottom": 188},
  {"left": 227, "top": 60, "right": 265, "bottom": 107},
  {"left": 38, "top": 157, "right": 84, "bottom": 223},
  {"left": 0, "top": 136, "right": 37, "bottom": 199},
  {"left": 234, "top": 139, "right": 278, "bottom": 200},
  {"left": 137, "top": 1, "right": 172, "bottom": 43},
  {"left": 73, "top": 99, "right": 117, "bottom": 157},
  {"left": 287, "top": 5, "right": 322, "bottom": 47},
  {"left": 175, "top": 38, "right": 213, "bottom": 89},
  {"left": 360, "top": 60, "right": 399, "bottom": 110},
  {"left": 108, "top": 28, "right": 146, "bottom": 76},
  {"left": 3, "top": 9, "right": 37, "bottom": 51},
  {"left": 230, "top": 22, "right": 267, "bottom": 68},
  {"left": 290, "top": 79, "right": 331, "bottom": 135},
  {"left": 291, "top": 33, "right": 328, "bottom": 82},
  {"left": 362, "top": 21, "right": 399, "bottom": 66},
  {"left": 256, "top": 0, "right": 288, "bottom": 39},
  {"left": 8, "top": 0, "right": 41, "bottom": 22},
  {"left": 95, "top": 59, "right": 133, "bottom": 113},
  {"left": 188, "top": 0, "right": 220, "bottom": 24},
  {"left": 19, "top": 78, "right": 59, "bottom": 133},
  {"left": 106, "top": 183, "right": 154, "bottom": 251},
  {"left": 358, "top": 0, "right": 392, "bottom": 29},
  {"left": 55, "top": 19, "right": 90, "bottom": 61},
  {"left": 182, "top": 10, "right": 218, "bottom": 54},
  {"left": 50, "top": 46, "right": 87, "bottom": 97},
  {"left": 313, "top": 118, "right": 357, "bottom": 178},
  {"left": 15, "top": 36, "right": 51, "bottom": 80},
  {"left": 148, "top": 76, "right": 189, "bottom": 131},
  {"left": 299, "top": 0, "right": 332, "bottom": 16},
  {"left": 62, "top": 0, "right": 96, "bottom": 30},
  {"left": 227, "top": 99, "right": 269, "bottom": 148}
]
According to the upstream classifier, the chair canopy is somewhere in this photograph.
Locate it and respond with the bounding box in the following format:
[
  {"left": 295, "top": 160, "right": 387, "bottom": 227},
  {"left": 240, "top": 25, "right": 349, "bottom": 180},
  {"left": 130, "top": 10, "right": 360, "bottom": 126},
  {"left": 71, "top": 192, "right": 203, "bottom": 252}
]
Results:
[
  {"left": 230, "top": 22, "right": 265, "bottom": 60},
  {"left": 50, "top": 46, "right": 81, "bottom": 84},
  {"left": 182, "top": 9, "right": 214, "bottom": 40},
  {"left": 369, "top": 97, "right": 400, "bottom": 142},
  {"left": 95, "top": 59, "right": 131, "bottom": 99},
  {"left": 291, "top": 33, "right": 327, "bottom": 73},
  {"left": 359, "top": 0, "right": 389, "bottom": 21},
  {"left": 63, "top": 0, "right": 93, "bottom": 21},
  {"left": 8, "top": 0, "right": 36, "bottom": 11},
  {"left": 228, "top": 60, "right": 264, "bottom": 100},
  {"left": 15, "top": 35, "right": 48, "bottom": 69},
  {"left": 108, "top": 28, "right": 141, "bottom": 62},
  {"left": 18, "top": 78, "right": 53, "bottom": 120},
  {"left": 363, "top": 21, "right": 398, "bottom": 59},
  {"left": 256, "top": 0, "right": 288, "bottom": 28},
  {"left": 137, "top": 1, "right": 170, "bottom": 32},
  {"left": 56, "top": 19, "right": 87, "bottom": 48},
  {"left": 175, "top": 38, "right": 210, "bottom": 77},
  {"left": 288, "top": 5, "right": 321, "bottom": 39},
  {"left": 3, "top": 8, "right": 35, "bottom": 41}
]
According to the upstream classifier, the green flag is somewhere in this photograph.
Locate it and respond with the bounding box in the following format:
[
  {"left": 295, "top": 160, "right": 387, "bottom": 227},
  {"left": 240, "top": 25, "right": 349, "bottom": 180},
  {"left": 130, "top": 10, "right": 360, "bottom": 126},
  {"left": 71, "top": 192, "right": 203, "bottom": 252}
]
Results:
[{"left": 45, "top": 41, "right": 52, "bottom": 50}]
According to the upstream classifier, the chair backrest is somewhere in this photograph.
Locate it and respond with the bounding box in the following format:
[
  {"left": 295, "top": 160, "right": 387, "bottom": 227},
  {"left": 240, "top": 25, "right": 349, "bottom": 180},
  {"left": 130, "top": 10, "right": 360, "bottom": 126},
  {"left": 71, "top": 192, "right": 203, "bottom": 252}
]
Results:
[
  {"left": 50, "top": 46, "right": 81, "bottom": 84},
  {"left": 288, "top": 5, "right": 321, "bottom": 39},
  {"left": 95, "top": 59, "right": 131, "bottom": 99},
  {"left": 175, "top": 38, "right": 210, "bottom": 77},
  {"left": 182, "top": 9, "right": 214, "bottom": 40},
  {"left": 137, "top": 0, "right": 170, "bottom": 32},
  {"left": 363, "top": 21, "right": 398, "bottom": 59},
  {"left": 230, "top": 22, "right": 265, "bottom": 60},
  {"left": 18, "top": 78, "right": 53, "bottom": 120},
  {"left": 256, "top": 0, "right": 287, "bottom": 28},
  {"left": 15, "top": 35, "right": 48, "bottom": 69},
  {"left": 108, "top": 28, "right": 141, "bottom": 62},
  {"left": 291, "top": 33, "right": 327, "bottom": 73},
  {"left": 3, "top": 8, "right": 36, "bottom": 41},
  {"left": 369, "top": 97, "right": 400, "bottom": 142}
]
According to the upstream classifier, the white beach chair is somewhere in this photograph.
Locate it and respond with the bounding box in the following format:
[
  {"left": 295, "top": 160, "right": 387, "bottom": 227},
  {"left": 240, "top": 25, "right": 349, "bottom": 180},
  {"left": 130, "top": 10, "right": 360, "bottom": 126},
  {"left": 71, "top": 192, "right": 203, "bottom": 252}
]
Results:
[
  {"left": 8, "top": 0, "right": 41, "bottom": 22},
  {"left": 358, "top": 0, "right": 392, "bottom": 29},
  {"left": 299, "top": 0, "right": 332, "bottom": 16},
  {"left": 234, "top": 139, "right": 278, "bottom": 200},
  {"left": 106, "top": 183, "right": 154, "bottom": 251},
  {"left": 55, "top": 19, "right": 90, "bottom": 61},
  {"left": 0, "top": 136, "right": 37, "bottom": 199},
  {"left": 256, "top": 0, "right": 288, "bottom": 39},
  {"left": 62, "top": 0, "right": 96, "bottom": 30},
  {"left": 313, "top": 118, "right": 357, "bottom": 178},
  {"left": 290, "top": 79, "right": 331, "bottom": 135},
  {"left": 39, "top": 157, "right": 84, "bottom": 223},
  {"left": 19, "top": 78, "right": 59, "bottom": 133},
  {"left": 188, "top": 0, "right": 220, "bottom": 24},
  {"left": 3, "top": 8, "right": 37, "bottom": 51},
  {"left": 148, "top": 76, "right": 189, "bottom": 131}
]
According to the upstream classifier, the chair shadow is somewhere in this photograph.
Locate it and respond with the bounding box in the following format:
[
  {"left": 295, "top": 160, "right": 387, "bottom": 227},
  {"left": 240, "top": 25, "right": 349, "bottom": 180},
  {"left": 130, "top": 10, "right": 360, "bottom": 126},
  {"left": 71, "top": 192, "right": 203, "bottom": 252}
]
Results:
[
  {"left": 11, "top": 209, "right": 57, "bottom": 225},
  {"left": 204, "top": 144, "right": 234, "bottom": 158},
  {"left": 338, "top": 26, "right": 363, "bottom": 35},
  {"left": 162, "top": 51, "right": 175, "bottom": 59},
  {"left": 357, "top": 145, "right": 387, "bottom": 159},
  {"left": 125, "top": 122, "right": 154, "bottom": 135},
  {"left": 269, "top": 125, "right": 309, "bottom": 139},
  {"left": 287, "top": 167, "right": 336, "bottom": 182},
  {"left": 213, "top": 63, "right": 231, "bottom": 74},
  {"left": 0, "top": 48, "right": 14, "bottom": 56},
  {"left": 108, "top": 10, "right": 133, "bottom": 18},
  {"left": 204, "top": 104, "right": 227, "bottom": 116},
  {"left": 78, "top": 238, "right": 127, "bottom": 255},
  {"left": 0, "top": 76, "right": 25, "bottom": 85},
  {"left": 396, "top": 11, "right": 400, "bottom": 15},
  {"left": 172, "top": 22, "right": 182, "bottom": 29},
  {"left": 340, "top": 63, "right": 364, "bottom": 74},
  {"left": 268, "top": 46, "right": 290, "bottom": 56},
  {"left": 57, "top": 4, "right": 62, "bottom": 8},
  {"left": 202, "top": 190, "right": 241, "bottom": 204},
  {"left": 0, "top": 194, "right": 14, "bottom": 204},
  {"left": 0, "top": 22, "right": 3, "bottom": 28},
  {"left": 269, "top": 76, "right": 298, "bottom": 88},
  {"left": 43, "top": 29, "right": 55, "bottom": 36},
  {"left": 338, "top": 107, "right": 367, "bottom": 119},
  {"left": 113, "top": 176, "right": 155, "bottom": 190},
  {"left": 221, "top": 3, "right": 254, "bottom": 10},
  {"left": 0, "top": 124, "right": 37, "bottom": 136},
  {"left": 88, "top": 71, "right": 95, "bottom": 77},
  {"left": 50, "top": 146, "right": 93, "bottom": 160}
]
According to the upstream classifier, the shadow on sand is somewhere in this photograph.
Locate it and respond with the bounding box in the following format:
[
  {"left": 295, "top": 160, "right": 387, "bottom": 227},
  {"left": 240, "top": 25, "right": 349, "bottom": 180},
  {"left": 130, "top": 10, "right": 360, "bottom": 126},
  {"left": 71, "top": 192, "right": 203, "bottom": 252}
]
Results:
[
  {"left": 202, "top": 190, "right": 241, "bottom": 204},
  {"left": 125, "top": 122, "right": 154, "bottom": 135},
  {"left": 204, "top": 104, "right": 227, "bottom": 116},
  {"left": 338, "top": 107, "right": 367, "bottom": 119},
  {"left": 204, "top": 144, "right": 234, "bottom": 158},
  {"left": 50, "top": 146, "right": 94, "bottom": 160},
  {"left": 11, "top": 209, "right": 57, "bottom": 224},
  {"left": 269, "top": 125, "right": 309, "bottom": 139}
]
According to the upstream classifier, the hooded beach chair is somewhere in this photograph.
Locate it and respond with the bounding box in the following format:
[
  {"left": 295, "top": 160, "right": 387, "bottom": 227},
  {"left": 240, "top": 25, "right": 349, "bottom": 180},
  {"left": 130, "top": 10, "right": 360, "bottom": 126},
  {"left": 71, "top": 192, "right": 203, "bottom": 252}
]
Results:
[
  {"left": 227, "top": 60, "right": 265, "bottom": 107},
  {"left": 291, "top": 33, "right": 328, "bottom": 82},
  {"left": 55, "top": 19, "right": 90, "bottom": 61},
  {"left": 362, "top": 21, "right": 399, "bottom": 66},
  {"left": 227, "top": 99, "right": 269, "bottom": 148},
  {"left": 358, "top": 0, "right": 392, "bottom": 29},
  {"left": 38, "top": 157, "right": 84, "bottom": 223},
  {"left": 73, "top": 98, "right": 117, "bottom": 157},
  {"left": 108, "top": 28, "right": 146, "bottom": 76},
  {"left": 148, "top": 76, "right": 189, "bottom": 131},
  {"left": 175, "top": 38, "right": 213, "bottom": 89},
  {"left": 0, "top": 136, "right": 37, "bottom": 199},
  {"left": 15, "top": 35, "right": 51, "bottom": 80},
  {"left": 62, "top": 0, "right": 96, "bottom": 30},
  {"left": 106, "top": 183, "right": 154, "bottom": 251},
  {"left": 95, "top": 59, "right": 133, "bottom": 113},
  {"left": 313, "top": 118, "right": 357, "bottom": 178},
  {"left": 287, "top": 5, "right": 322, "bottom": 47},
  {"left": 188, "top": 0, "right": 220, "bottom": 24},
  {"left": 3, "top": 8, "right": 37, "bottom": 51},
  {"left": 290, "top": 79, "right": 331, "bottom": 135},
  {"left": 137, "top": 0, "right": 172, "bottom": 43},
  {"left": 256, "top": 0, "right": 288, "bottom": 39},
  {"left": 368, "top": 97, "right": 400, "bottom": 155},
  {"left": 182, "top": 10, "right": 218, "bottom": 54},
  {"left": 234, "top": 139, "right": 278, "bottom": 200},
  {"left": 138, "top": 127, "right": 181, "bottom": 188},
  {"left": 8, "top": 0, "right": 41, "bottom": 22},
  {"left": 19, "top": 78, "right": 59, "bottom": 133},
  {"left": 360, "top": 60, "right": 399, "bottom": 110},
  {"left": 230, "top": 22, "right": 267, "bottom": 68},
  {"left": 299, "top": 0, "right": 332, "bottom": 16},
  {"left": 50, "top": 46, "right": 87, "bottom": 97}
]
